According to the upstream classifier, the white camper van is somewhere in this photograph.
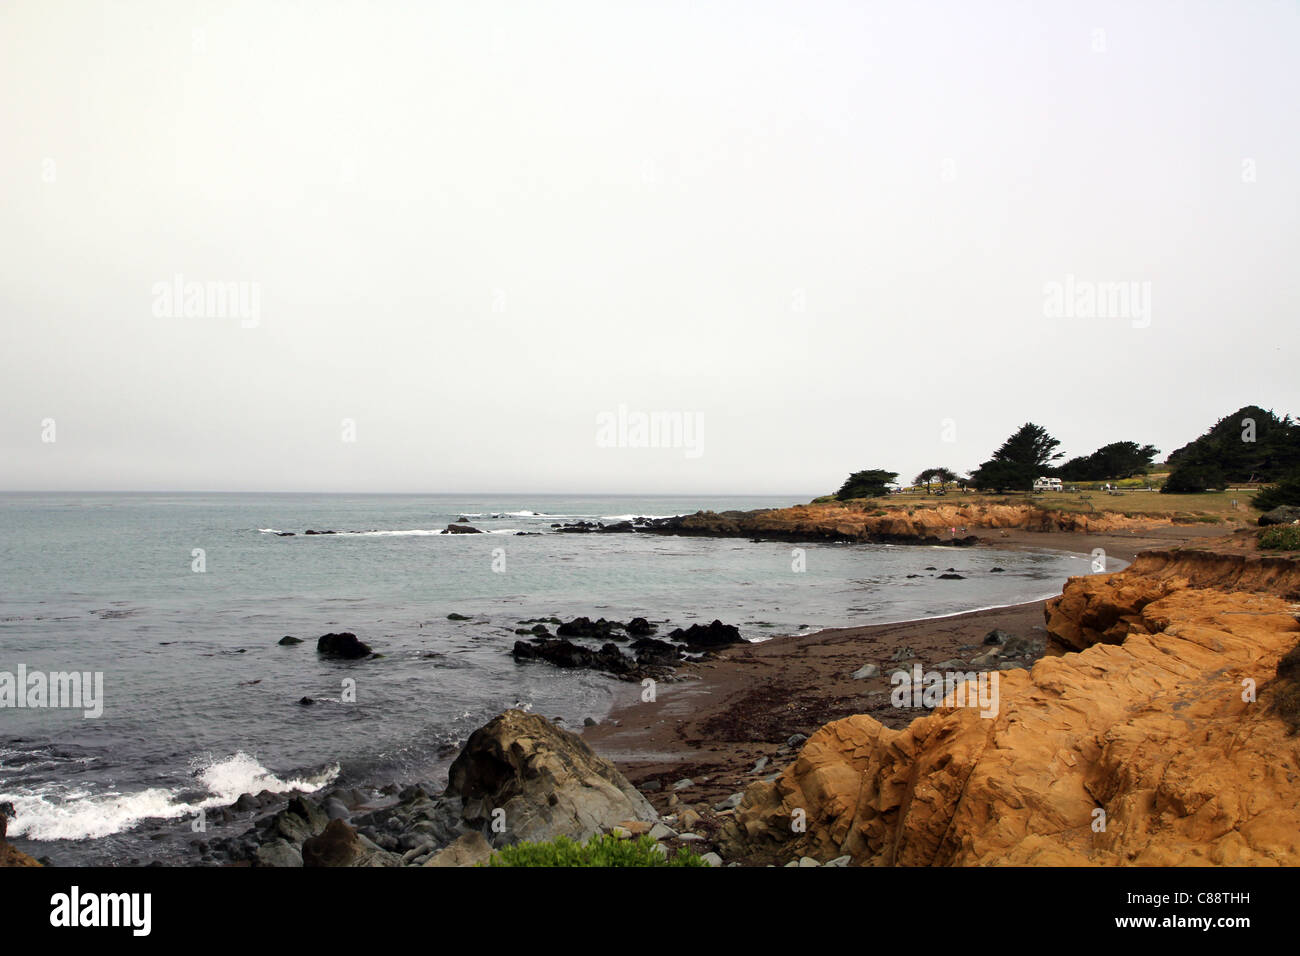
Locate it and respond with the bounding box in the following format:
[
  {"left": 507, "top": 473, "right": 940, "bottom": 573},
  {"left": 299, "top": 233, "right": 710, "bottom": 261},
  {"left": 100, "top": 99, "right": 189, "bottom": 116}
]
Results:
[{"left": 1033, "top": 476, "right": 1063, "bottom": 492}]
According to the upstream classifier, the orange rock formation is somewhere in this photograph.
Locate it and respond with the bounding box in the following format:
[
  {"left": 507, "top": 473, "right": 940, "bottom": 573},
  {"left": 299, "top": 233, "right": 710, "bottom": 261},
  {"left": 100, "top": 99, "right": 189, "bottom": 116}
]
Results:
[{"left": 721, "top": 549, "right": 1300, "bottom": 865}]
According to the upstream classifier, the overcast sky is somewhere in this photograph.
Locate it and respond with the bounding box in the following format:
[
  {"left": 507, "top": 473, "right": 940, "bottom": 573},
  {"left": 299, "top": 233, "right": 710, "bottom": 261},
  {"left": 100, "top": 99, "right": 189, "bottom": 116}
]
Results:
[{"left": 2, "top": 1, "right": 1296, "bottom": 495}]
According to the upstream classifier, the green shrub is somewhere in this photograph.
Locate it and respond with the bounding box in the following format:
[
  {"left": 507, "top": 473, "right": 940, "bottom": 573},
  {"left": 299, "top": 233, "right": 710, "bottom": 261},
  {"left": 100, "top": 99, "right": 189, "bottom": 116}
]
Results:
[
  {"left": 1254, "top": 476, "right": 1300, "bottom": 511},
  {"left": 486, "top": 833, "right": 708, "bottom": 867},
  {"left": 1259, "top": 525, "right": 1300, "bottom": 550}
]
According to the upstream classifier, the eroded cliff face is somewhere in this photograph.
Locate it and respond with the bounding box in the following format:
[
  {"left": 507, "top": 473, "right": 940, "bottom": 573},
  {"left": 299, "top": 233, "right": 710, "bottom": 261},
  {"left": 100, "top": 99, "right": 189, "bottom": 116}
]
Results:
[
  {"left": 648, "top": 502, "right": 1173, "bottom": 543},
  {"left": 720, "top": 550, "right": 1300, "bottom": 866}
]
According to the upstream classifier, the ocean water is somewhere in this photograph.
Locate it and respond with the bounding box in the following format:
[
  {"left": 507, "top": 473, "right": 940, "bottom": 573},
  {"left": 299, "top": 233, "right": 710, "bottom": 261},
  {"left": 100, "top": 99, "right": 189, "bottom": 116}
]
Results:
[{"left": 0, "top": 492, "right": 1100, "bottom": 864}]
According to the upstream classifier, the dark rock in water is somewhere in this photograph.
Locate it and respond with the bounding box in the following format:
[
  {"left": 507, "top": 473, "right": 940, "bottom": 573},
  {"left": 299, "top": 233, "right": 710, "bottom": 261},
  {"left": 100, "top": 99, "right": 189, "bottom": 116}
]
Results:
[
  {"left": 298, "top": 696, "right": 315, "bottom": 706},
  {"left": 984, "top": 629, "right": 1012, "bottom": 646},
  {"left": 990, "top": 567, "right": 1006, "bottom": 573},
  {"left": 316, "top": 632, "right": 372, "bottom": 659},
  {"left": 445, "top": 709, "right": 656, "bottom": 846},
  {"left": 447, "top": 613, "right": 471, "bottom": 621},
  {"left": 924, "top": 566, "right": 937, "bottom": 571},
  {"left": 937, "top": 573, "right": 965, "bottom": 580},
  {"left": 906, "top": 574, "right": 922, "bottom": 578},
  {"left": 1259, "top": 505, "right": 1300, "bottom": 526},
  {"left": 553, "top": 520, "right": 637, "bottom": 534},
  {"left": 626, "top": 617, "right": 656, "bottom": 636},
  {"left": 278, "top": 635, "right": 304, "bottom": 645},
  {"left": 304, "top": 529, "right": 338, "bottom": 535},
  {"left": 529, "top": 623, "right": 551, "bottom": 637},
  {"left": 275, "top": 531, "right": 295, "bottom": 537},
  {"left": 557, "top": 616, "right": 620, "bottom": 639},
  {"left": 668, "top": 620, "right": 742, "bottom": 648},
  {"left": 456, "top": 516, "right": 472, "bottom": 523},
  {"left": 630, "top": 636, "right": 682, "bottom": 667},
  {"left": 445, "top": 524, "right": 482, "bottom": 534},
  {"left": 512, "top": 638, "right": 631, "bottom": 675}
]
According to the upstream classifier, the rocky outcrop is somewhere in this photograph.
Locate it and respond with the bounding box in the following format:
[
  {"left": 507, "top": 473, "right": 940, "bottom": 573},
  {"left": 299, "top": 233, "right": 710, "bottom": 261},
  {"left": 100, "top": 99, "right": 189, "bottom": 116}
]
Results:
[
  {"left": 639, "top": 502, "right": 1168, "bottom": 545},
  {"left": 1259, "top": 505, "right": 1300, "bottom": 526},
  {"left": 512, "top": 638, "right": 632, "bottom": 673},
  {"left": 301, "top": 819, "right": 398, "bottom": 867},
  {"left": 446, "top": 710, "right": 657, "bottom": 847},
  {"left": 423, "top": 832, "right": 494, "bottom": 867},
  {"left": 720, "top": 551, "right": 1300, "bottom": 866},
  {"left": 668, "top": 620, "right": 743, "bottom": 648}
]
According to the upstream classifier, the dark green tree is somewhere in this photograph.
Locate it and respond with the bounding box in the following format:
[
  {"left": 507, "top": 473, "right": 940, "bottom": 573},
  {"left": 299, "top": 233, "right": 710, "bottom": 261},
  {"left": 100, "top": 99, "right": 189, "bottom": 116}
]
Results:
[
  {"left": 835, "top": 469, "right": 899, "bottom": 500},
  {"left": 913, "top": 467, "right": 959, "bottom": 494},
  {"left": 1253, "top": 476, "right": 1300, "bottom": 511},
  {"left": 970, "top": 423, "right": 1063, "bottom": 492},
  {"left": 1057, "top": 441, "right": 1159, "bottom": 481},
  {"left": 1163, "top": 406, "right": 1300, "bottom": 493}
]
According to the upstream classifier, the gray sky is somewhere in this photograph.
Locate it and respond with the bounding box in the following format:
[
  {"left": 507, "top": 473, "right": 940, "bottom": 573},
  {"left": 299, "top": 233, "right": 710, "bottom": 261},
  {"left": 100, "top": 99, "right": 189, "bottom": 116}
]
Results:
[{"left": 2, "top": 1, "right": 1297, "bottom": 495}]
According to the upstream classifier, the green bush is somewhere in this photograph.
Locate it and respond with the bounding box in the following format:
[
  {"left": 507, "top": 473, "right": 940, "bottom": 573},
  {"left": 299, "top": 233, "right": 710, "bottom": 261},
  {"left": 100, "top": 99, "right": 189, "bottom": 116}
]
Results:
[
  {"left": 1254, "top": 476, "right": 1300, "bottom": 511},
  {"left": 486, "top": 833, "right": 708, "bottom": 867},
  {"left": 1259, "top": 525, "right": 1300, "bottom": 550}
]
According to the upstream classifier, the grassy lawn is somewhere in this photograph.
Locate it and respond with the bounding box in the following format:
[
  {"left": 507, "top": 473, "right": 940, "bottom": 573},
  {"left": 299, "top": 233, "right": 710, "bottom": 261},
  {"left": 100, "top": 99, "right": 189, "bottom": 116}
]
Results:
[{"left": 834, "top": 488, "right": 1254, "bottom": 521}]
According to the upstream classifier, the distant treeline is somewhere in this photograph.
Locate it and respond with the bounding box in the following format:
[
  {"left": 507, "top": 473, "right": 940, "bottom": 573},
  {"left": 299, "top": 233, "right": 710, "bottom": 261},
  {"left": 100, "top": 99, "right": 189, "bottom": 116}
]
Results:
[{"left": 832, "top": 405, "right": 1300, "bottom": 509}]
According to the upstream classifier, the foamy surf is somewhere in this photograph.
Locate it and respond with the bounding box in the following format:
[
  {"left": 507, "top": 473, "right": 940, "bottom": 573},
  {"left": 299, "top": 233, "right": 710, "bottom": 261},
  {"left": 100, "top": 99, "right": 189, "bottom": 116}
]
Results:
[{"left": 1, "top": 751, "right": 338, "bottom": 842}]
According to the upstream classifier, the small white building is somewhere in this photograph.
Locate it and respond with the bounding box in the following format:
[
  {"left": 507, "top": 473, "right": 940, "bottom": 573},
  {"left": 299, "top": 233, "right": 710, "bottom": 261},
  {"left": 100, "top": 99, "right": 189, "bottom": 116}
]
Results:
[{"left": 1033, "top": 476, "right": 1063, "bottom": 492}]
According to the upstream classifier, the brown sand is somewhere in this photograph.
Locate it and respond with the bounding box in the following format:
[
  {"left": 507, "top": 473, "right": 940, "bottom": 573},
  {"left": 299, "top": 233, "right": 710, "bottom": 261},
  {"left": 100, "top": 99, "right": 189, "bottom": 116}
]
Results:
[{"left": 583, "top": 523, "right": 1231, "bottom": 822}]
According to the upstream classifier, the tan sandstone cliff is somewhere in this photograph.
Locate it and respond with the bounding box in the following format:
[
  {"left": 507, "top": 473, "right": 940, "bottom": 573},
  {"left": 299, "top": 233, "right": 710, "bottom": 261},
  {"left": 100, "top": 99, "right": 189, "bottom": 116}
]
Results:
[
  {"left": 721, "top": 549, "right": 1300, "bottom": 866},
  {"left": 658, "top": 502, "right": 1175, "bottom": 542}
]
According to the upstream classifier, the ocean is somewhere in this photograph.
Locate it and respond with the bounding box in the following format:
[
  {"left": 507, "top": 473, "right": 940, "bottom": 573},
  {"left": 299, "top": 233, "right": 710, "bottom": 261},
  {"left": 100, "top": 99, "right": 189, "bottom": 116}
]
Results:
[{"left": 0, "top": 492, "right": 1098, "bottom": 864}]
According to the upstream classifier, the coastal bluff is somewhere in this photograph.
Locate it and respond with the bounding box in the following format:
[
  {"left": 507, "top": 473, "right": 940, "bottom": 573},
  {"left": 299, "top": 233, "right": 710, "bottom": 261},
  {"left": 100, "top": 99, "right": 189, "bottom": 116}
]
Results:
[
  {"left": 720, "top": 548, "right": 1300, "bottom": 866},
  {"left": 642, "top": 501, "right": 1173, "bottom": 544}
]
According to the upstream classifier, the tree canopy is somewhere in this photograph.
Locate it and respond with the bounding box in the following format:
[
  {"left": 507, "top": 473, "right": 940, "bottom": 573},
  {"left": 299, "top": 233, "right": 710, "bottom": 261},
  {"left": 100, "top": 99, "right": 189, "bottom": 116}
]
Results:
[
  {"left": 1162, "top": 405, "right": 1300, "bottom": 494},
  {"left": 914, "top": 467, "right": 959, "bottom": 493},
  {"left": 969, "top": 423, "right": 1063, "bottom": 492},
  {"left": 1057, "top": 441, "right": 1159, "bottom": 482},
  {"left": 835, "top": 469, "right": 899, "bottom": 500}
]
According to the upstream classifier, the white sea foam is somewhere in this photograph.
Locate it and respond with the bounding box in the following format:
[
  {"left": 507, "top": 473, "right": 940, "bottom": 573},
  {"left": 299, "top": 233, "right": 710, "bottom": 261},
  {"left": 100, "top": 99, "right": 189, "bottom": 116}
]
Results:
[{"left": 1, "top": 751, "right": 338, "bottom": 842}]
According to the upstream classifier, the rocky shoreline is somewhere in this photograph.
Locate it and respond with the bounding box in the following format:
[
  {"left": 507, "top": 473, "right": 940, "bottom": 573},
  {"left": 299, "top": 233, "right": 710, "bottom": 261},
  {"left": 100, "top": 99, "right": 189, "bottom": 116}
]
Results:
[{"left": 7, "top": 507, "right": 1294, "bottom": 868}]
